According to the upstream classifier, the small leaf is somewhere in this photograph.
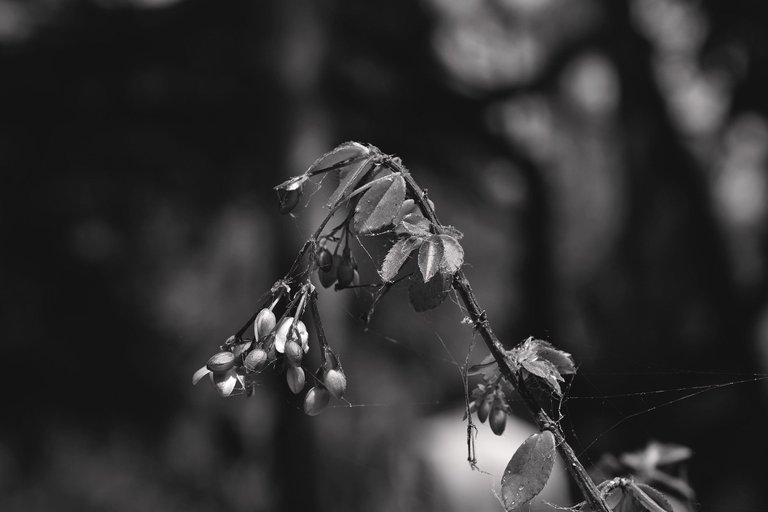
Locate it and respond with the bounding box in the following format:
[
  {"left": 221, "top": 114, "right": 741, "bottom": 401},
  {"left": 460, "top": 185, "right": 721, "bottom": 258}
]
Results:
[
  {"left": 327, "top": 159, "right": 375, "bottom": 208},
  {"left": 380, "top": 237, "right": 422, "bottom": 282},
  {"left": 192, "top": 366, "right": 211, "bottom": 386},
  {"left": 438, "top": 234, "right": 464, "bottom": 274},
  {"left": 352, "top": 173, "right": 406, "bottom": 234},
  {"left": 418, "top": 235, "right": 444, "bottom": 282},
  {"left": 442, "top": 224, "right": 464, "bottom": 240},
  {"left": 308, "top": 141, "right": 369, "bottom": 173},
  {"left": 629, "top": 483, "right": 675, "bottom": 512},
  {"left": 521, "top": 358, "right": 563, "bottom": 396},
  {"left": 409, "top": 272, "right": 452, "bottom": 312},
  {"left": 396, "top": 212, "right": 432, "bottom": 237},
  {"left": 501, "top": 430, "right": 556, "bottom": 511},
  {"left": 468, "top": 355, "right": 499, "bottom": 379}
]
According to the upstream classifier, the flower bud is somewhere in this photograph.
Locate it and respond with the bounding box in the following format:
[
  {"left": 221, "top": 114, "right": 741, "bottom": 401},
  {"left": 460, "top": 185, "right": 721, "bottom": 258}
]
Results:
[
  {"left": 319, "top": 255, "right": 340, "bottom": 288},
  {"left": 244, "top": 347, "right": 268, "bottom": 372},
  {"left": 303, "top": 386, "right": 330, "bottom": 416},
  {"left": 285, "top": 339, "right": 303, "bottom": 367},
  {"left": 286, "top": 366, "right": 305, "bottom": 394},
  {"left": 477, "top": 397, "right": 491, "bottom": 423},
  {"left": 324, "top": 368, "right": 347, "bottom": 399},
  {"left": 255, "top": 308, "right": 277, "bottom": 341},
  {"left": 317, "top": 248, "right": 334, "bottom": 272},
  {"left": 213, "top": 369, "right": 238, "bottom": 397},
  {"left": 207, "top": 351, "right": 236, "bottom": 373},
  {"left": 489, "top": 406, "right": 507, "bottom": 436}
]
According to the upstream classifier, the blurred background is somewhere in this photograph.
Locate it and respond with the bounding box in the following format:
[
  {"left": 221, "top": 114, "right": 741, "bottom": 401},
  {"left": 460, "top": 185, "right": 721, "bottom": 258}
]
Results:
[{"left": 2, "top": 0, "right": 768, "bottom": 510}]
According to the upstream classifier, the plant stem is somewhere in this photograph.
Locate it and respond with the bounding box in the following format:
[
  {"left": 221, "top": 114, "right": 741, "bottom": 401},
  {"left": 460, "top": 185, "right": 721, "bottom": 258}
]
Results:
[{"left": 399, "top": 166, "right": 611, "bottom": 512}]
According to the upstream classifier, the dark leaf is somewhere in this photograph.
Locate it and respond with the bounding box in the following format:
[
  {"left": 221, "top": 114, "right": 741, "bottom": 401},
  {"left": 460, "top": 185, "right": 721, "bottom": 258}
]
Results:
[
  {"left": 418, "top": 235, "right": 444, "bottom": 282},
  {"left": 352, "top": 173, "right": 406, "bottom": 234},
  {"left": 308, "top": 141, "right": 369, "bottom": 173},
  {"left": 629, "top": 483, "right": 675, "bottom": 512},
  {"left": 468, "top": 354, "right": 500, "bottom": 379},
  {"left": 380, "top": 237, "right": 422, "bottom": 282},
  {"left": 438, "top": 234, "right": 464, "bottom": 274},
  {"left": 409, "top": 272, "right": 452, "bottom": 312},
  {"left": 501, "top": 431, "right": 556, "bottom": 511},
  {"left": 521, "top": 359, "right": 563, "bottom": 396},
  {"left": 396, "top": 211, "right": 432, "bottom": 237},
  {"left": 327, "top": 159, "right": 375, "bottom": 208}
]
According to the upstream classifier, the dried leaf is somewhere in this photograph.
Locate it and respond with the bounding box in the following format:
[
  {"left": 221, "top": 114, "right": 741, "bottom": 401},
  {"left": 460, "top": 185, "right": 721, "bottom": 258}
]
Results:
[
  {"left": 629, "top": 483, "right": 674, "bottom": 512},
  {"left": 501, "top": 431, "right": 556, "bottom": 511},
  {"left": 438, "top": 234, "right": 464, "bottom": 274},
  {"left": 418, "top": 235, "right": 444, "bottom": 282},
  {"left": 537, "top": 345, "right": 576, "bottom": 376},
  {"left": 409, "top": 272, "right": 452, "bottom": 312},
  {"left": 327, "top": 159, "right": 374, "bottom": 208},
  {"left": 352, "top": 173, "right": 406, "bottom": 234},
  {"left": 308, "top": 141, "right": 369, "bottom": 173},
  {"left": 379, "top": 237, "right": 422, "bottom": 282}
]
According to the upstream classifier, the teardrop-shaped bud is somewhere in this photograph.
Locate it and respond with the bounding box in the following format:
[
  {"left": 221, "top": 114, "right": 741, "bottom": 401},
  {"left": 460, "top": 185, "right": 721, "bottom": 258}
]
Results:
[
  {"left": 319, "top": 255, "right": 341, "bottom": 288},
  {"left": 255, "top": 308, "right": 277, "bottom": 341},
  {"left": 337, "top": 258, "right": 355, "bottom": 287},
  {"left": 286, "top": 366, "right": 306, "bottom": 394},
  {"left": 207, "top": 351, "right": 236, "bottom": 373},
  {"left": 317, "top": 248, "right": 334, "bottom": 272},
  {"left": 477, "top": 397, "right": 492, "bottom": 423},
  {"left": 285, "top": 339, "right": 303, "bottom": 367},
  {"left": 244, "top": 347, "right": 268, "bottom": 372},
  {"left": 324, "top": 368, "right": 347, "bottom": 399},
  {"left": 304, "top": 386, "right": 331, "bottom": 416},
  {"left": 277, "top": 186, "right": 302, "bottom": 214},
  {"left": 489, "top": 406, "right": 507, "bottom": 435}
]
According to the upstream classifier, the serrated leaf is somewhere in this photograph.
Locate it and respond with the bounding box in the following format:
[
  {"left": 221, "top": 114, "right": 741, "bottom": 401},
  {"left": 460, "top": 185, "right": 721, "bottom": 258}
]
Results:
[
  {"left": 327, "top": 159, "right": 374, "bottom": 208},
  {"left": 501, "top": 431, "right": 556, "bottom": 511},
  {"left": 521, "top": 358, "right": 563, "bottom": 396},
  {"left": 418, "top": 235, "right": 444, "bottom": 282},
  {"left": 438, "top": 234, "right": 464, "bottom": 274},
  {"left": 396, "top": 212, "right": 432, "bottom": 237},
  {"left": 380, "top": 237, "right": 422, "bottom": 282},
  {"left": 352, "top": 173, "right": 406, "bottom": 234},
  {"left": 308, "top": 141, "right": 369, "bottom": 173},
  {"left": 629, "top": 484, "right": 674, "bottom": 512},
  {"left": 409, "top": 272, "right": 452, "bottom": 312}
]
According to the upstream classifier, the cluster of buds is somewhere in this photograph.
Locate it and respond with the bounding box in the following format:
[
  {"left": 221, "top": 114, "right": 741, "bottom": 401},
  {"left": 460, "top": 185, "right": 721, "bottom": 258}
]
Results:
[
  {"left": 316, "top": 244, "right": 359, "bottom": 289},
  {"left": 467, "top": 382, "right": 510, "bottom": 436},
  {"left": 192, "top": 282, "right": 347, "bottom": 416}
]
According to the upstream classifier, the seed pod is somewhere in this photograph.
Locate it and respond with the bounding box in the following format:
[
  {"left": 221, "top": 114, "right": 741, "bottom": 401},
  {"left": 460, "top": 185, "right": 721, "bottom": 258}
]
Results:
[
  {"left": 489, "top": 406, "right": 507, "bottom": 435},
  {"left": 324, "top": 368, "right": 347, "bottom": 399},
  {"left": 286, "top": 366, "right": 306, "bottom": 394},
  {"left": 232, "top": 341, "right": 252, "bottom": 358},
  {"left": 207, "top": 351, "right": 236, "bottom": 373},
  {"left": 244, "top": 347, "right": 268, "bottom": 372},
  {"left": 317, "top": 247, "right": 334, "bottom": 272},
  {"left": 477, "top": 397, "right": 491, "bottom": 423},
  {"left": 337, "top": 257, "right": 355, "bottom": 287},
  {"left": 254, "top": 308, "right": 277, "bottom": 341},
  {"left": 304, "top": 386, "right": 331, "bottom": 416},
  {"left": 285, "top": 339, "right": 303, "bottom": 367},
  {"left": 277, "top": 185, "right": 302, "bottom": 214},
  {"left": 274, "top": 317, "right": 308, "bottom": 353}
]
